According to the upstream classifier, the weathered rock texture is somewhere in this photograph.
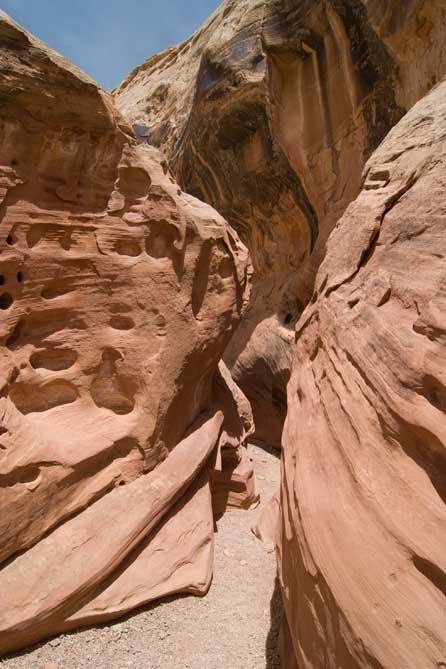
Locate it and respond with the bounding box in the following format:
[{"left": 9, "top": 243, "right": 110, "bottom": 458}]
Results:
[
  {"left": 280, "top": 79, "right": 446, "bottom": 668},
  {"left": 211, "top": 360, "right": 259, "bottom": 514},
  {"left": 0, "top": 12, "right": 249, "bottom": 654},
  {"left": 115, "top": 0, "right": 446, "bottom": 445}
]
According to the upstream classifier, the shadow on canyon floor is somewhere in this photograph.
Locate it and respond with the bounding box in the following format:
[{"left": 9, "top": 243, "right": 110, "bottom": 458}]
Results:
[{"left": 266, "top": 575, "right": 283, "bottom": 668}]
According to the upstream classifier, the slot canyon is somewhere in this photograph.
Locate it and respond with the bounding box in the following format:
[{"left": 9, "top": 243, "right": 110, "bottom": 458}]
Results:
[{"left": 0, "top": 1, "right": 446, "bottom": 667}]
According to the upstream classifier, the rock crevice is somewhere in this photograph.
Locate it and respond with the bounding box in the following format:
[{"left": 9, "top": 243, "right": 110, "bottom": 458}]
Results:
[{"left": 115, "top": 0, "right": 446, "bottom": 446}]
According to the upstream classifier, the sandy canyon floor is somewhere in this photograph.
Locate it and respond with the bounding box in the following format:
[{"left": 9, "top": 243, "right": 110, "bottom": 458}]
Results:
[{"left": 2, "top": 445, "right": 282, "bottom": 669}]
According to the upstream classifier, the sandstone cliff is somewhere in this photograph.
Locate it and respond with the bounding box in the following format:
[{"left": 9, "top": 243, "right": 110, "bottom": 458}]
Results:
[
  {"left": 0, "top": 11, "right": 250, "bottom": 654},
  {"left": 281, "top": 78, "right": 446, "bottom": 668},
  {"left": 115, "top": 0, "right": 446, "bottom": 445},
  {"left": 2, "top": 2, "right": 446, "bottom": 665}
]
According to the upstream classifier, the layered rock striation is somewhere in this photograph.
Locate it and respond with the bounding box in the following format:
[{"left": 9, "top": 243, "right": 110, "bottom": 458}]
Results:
[
  {"left": 2, "top": 2, "right": 446, "bottom": 665},
  {"left": 115, "top": 0, "right": 446, "bottom": 445},
  {"left": 0, "top": 11, "right": 250, "bottom": 654},
  {"left": 281, "top": 79, "right": 446, "bottom": 668}
]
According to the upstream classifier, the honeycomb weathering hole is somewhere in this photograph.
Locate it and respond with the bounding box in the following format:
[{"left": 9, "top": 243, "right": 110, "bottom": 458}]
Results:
[
  {"left": 117, "top": 165, "right": 151, "bottom": 199},
  {"left": 0, "top": 293, "right": 14, "bottom": 310},
  {"left": 218, "top": 256, "right": 233, "bottom": 278},
  {"left": 90, "top": 348, "right": 136, "bottom": 415},
  {"left": 110, "top": 315, "right": 135, "bottom": 330},
  {"left": 30, "top": 348, "right": 78, "bottom": 371},
  {"left": 9, "top": 380, "right": 78, "bottom": 414},
  {"left": 145, "top": 220, "right": 179, "bottom": 260}
]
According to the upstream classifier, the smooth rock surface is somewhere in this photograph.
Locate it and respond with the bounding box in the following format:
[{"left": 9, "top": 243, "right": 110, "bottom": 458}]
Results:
[
  {"left": 0, "top": 444, "right": 282, "bottom": 669},
  {"left": 115, "top": 0, "right": 446, "bottom": 445},
  {"left": 280, "top": 79, "right": 446, "bottom": 668}
]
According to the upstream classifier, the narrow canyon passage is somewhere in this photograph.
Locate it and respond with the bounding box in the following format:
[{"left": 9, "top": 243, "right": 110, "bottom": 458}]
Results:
[
  {"left": 3, "top": 445, "right": 281, "bottom": 669},
  {"left": 2, "top": 3, "right": 446, "bottom": 667}
]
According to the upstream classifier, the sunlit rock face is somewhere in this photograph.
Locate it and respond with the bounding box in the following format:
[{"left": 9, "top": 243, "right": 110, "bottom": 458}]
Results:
[
  {"left": 0, "top": 11, "right": 248, "bottom": 654},
  {"left": 211, "top": 360, "right": 259, "bottom": 515},
  {"left": 115, "top": 0, "right": 446, "bottom": 446},
  {"left": 281, "top": 79, "right": 446, "bottom": 668}
]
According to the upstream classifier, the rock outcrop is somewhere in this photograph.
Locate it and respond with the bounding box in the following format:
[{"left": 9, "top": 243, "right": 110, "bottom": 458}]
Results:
[
  {"left": 3, "top": 2, "right": 446, "bottom": 664},
  {"left": 211, "top": 360, "right": 259, "bottom": 515},
  {"left": 280, "top": 79, "right": 446, "bottom": 668},
  {"left": 115, "top": 0, "right": 446, "bottom": 445},
  {"left": 0, "top": 12, "right": 248, "bottom": 654}
]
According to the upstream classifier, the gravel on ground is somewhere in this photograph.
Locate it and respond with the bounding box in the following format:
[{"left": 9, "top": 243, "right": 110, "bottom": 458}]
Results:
[{"left": 2, "top": 444, "right": 282, "bottom": 669}]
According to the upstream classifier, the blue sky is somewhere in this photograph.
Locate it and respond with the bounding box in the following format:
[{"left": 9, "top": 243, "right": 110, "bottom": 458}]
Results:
[{"left": 2, "top": 0, "right": 221, "bottom": 90}]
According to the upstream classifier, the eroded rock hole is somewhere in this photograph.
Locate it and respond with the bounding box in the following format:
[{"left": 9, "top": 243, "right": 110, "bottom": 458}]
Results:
[
  {"left": 110, "top": 315, "right": 135, "bottom": 330},
  {"left": 9, "top": 380, "right": 78, "bottom": 414},
  {"left": 90, "top": 348, "right": 136, "bottom": 415},
  {"left": 30, "top": 348, "right": 78, "bottom": 371},
  {"left": 145, "top": 220, "right": 180, "bottom": 261},
  {"left": 218, "top": 256, "right": 233, "bottom": 279},
  {"left": 0, "top": 293, "right": 14, "bottom": 310},
  {"left": 117, "top": 166, "right": 151, "bottom": 199},
  {"left": 6, "top": 309, "right": 85, "bottom": 350}
]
